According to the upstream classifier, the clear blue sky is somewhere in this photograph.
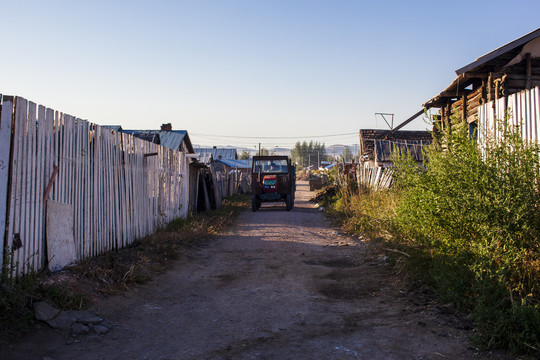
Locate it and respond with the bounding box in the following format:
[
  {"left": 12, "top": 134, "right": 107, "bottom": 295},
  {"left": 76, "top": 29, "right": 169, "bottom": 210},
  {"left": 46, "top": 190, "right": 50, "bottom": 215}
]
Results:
[{"left": 1, "top": 0, "right": 539, "bottom": 148}]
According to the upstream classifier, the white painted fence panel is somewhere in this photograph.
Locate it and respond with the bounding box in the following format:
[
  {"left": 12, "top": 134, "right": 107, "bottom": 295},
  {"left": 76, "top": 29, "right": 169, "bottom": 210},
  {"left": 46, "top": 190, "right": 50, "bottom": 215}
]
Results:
[
  {"left": 0, "top": 95, "right": 13, "bottom": 272},
  {"left": 0, "top": 96, "right": 190, "bottom": 276},
  {"left": 356, "top": 166, "right": 394, "bottom": 190},
  {"left": 479, "top": 86, "right": 540, "bottom": 145}
]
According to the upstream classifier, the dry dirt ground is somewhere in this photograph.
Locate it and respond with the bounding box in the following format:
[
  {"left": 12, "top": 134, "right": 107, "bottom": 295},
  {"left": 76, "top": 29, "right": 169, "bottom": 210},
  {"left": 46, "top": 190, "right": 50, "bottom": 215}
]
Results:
[{"left": 2, "top": 181, "right": 510, "bottom": 359}]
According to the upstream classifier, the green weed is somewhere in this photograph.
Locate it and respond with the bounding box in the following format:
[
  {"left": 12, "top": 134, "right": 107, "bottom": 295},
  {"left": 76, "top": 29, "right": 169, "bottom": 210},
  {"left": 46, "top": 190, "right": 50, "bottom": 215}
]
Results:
[
  {"left": 321, "top": 114, "right": 540, "bottom": 355},
  {"left": 0, "top": 269, "right": 89, "bottom": 335},
  {"left": 393, "top": 115, "right": 540, "bottom": 354}
]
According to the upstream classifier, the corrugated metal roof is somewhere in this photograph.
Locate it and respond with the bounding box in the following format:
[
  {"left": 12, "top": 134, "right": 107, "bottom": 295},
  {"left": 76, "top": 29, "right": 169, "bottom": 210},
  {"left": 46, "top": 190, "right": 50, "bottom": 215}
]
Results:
[
  {"left": 194, "top": 148, "right": 237, "bottom": 163},
  {"left": 120, "top": 130, "right": 160, "bottom": 144},
  {"left": 135, "top": 133, "right": 160, "bottom": 144},
  {"left": 196, "top": 152, "right": 213, "bottom": 163},
  {"left": 102, "top": 125, "right": 123, "bottom": 132},
  {"left": 159, "top": 130, "right": 189, "bottom": 151},
  {"left": 216, "top": 159, "right": 252, "bottom": 169},
  {"left": 121, "top": 129, "right": 194, "bottom": 153}
]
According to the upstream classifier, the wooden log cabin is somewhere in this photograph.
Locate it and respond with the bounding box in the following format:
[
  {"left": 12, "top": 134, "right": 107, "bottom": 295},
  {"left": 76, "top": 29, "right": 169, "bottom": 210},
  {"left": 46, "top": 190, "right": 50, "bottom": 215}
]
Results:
[
  {"left": 424, "top": 27, "right": 540, "bottom": 140},
  {"left": 359, "top": 129, "right": 432, "bottom": 168}
]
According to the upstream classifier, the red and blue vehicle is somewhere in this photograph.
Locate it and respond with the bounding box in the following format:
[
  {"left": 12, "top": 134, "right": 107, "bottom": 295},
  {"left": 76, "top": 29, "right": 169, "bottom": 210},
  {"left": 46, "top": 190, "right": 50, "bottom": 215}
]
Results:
[{"left": 251, "top": 155, "right": 296, "bottom": 211}]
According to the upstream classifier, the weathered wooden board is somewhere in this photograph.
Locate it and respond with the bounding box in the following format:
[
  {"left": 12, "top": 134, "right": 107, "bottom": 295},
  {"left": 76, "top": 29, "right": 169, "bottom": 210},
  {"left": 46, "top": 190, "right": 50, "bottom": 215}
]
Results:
[
  {"left": 479, "top": 85, "right": 540, "bottom": 144},
  {"left": 0, "top": 96, "right": 13, "bottom": 271},
  {"left": 46, "top": 200, "right": 76, "bottom": 271}
]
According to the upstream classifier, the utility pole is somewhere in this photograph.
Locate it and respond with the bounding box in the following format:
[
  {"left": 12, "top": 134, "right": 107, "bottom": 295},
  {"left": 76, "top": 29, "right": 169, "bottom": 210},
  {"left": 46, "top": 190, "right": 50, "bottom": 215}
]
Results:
[{"left": 258, "top": 142, "right": 261, "bottom": 156}]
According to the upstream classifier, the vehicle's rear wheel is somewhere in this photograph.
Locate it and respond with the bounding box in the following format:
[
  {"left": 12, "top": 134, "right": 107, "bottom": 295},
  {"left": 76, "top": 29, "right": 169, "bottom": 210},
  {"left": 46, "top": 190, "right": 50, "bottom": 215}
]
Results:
[
  {"left": 252, "top": 195, "right": 257, "bottom": 212},
  {"left": 286, "top": 193, "right": 293, "bottom": 211}
]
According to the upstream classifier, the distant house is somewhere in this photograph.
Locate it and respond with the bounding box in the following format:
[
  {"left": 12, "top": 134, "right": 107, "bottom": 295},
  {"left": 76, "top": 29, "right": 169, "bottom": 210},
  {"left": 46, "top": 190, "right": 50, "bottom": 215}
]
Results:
[
  {"left": 423, "top": 27, "right": 540, "bottom": 143},
  {"left": 359, "top": 129, "right": 432, "bottom": 167},
  {"left": 194, "top": 147, "right": 238, "bottom": 164},
  {"left": 122, "top": 125, "right": 194, "bottom": 153}
]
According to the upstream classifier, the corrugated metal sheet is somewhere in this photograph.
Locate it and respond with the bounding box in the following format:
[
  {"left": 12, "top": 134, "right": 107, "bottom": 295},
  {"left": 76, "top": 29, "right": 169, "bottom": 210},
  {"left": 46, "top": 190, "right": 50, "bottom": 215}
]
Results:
[
  {"left": 120, "top": 130, "right": 160, "bottom": 144},
  {"left": 133, "top": 133, "right": 160, "bottom": 144},
  {"left": 478, "top": 86, "right": 540, "bottom": 144},
  {"left": 194, "top": 147, "right": 237, "bottom": 164},
  {"left": 217, "top": 159, "right": 252, "bottom": 169},
  {"left": 121, "top": 130, "right": 194, "bottom": 153},
  {"left": 159, "top": 130, "right": 189, "bottom": 151},
  {"left": 196, "top": 152, "right": 213, "bottom": 163},
  {"left": 102, "top": 125, "right": 123, "bottom": 132}
]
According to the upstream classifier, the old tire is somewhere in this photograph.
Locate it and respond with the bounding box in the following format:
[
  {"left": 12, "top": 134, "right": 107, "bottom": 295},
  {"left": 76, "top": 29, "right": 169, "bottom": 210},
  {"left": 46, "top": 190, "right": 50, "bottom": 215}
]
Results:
[
  {"left": 286, "top": 194, "right": 293, "bottom": 211},
  {"left": 252, "top": 195, "right": 257, "bottom": 212}
]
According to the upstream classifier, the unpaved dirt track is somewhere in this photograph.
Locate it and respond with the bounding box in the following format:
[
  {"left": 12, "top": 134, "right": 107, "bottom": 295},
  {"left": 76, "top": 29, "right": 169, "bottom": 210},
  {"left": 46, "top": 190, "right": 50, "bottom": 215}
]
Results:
[{"left": 4, "top": 181, "right": 490, "bottom": 359}]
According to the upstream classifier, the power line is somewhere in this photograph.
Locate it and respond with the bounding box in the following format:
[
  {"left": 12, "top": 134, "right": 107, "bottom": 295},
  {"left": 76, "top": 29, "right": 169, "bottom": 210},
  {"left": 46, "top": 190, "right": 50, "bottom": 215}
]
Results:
[{"left": 189, "top": 131, "right": 358, "bottom": 139}]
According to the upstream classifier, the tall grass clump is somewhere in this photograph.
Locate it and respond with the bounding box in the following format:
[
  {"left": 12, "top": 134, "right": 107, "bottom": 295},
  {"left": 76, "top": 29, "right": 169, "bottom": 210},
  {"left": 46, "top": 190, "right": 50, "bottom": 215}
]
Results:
[
  {"left": 393, "top": 115, "right": 540, "bottom": 354},
  {"left": 319, "top": 172, "right": 400, "bottom": 241}
]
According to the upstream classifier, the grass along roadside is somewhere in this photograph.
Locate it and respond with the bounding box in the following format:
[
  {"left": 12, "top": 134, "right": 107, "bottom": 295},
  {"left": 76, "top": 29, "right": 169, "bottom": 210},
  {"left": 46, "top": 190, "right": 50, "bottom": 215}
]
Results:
[
  {"left": 316, "top": 117, "right": 539, "bottom": 356},
  {"left": 0, "top": 194, "right": 249, "bottom": 336},
  {"left": 316, "top": 183, "right": 531, "bottom": 357}
]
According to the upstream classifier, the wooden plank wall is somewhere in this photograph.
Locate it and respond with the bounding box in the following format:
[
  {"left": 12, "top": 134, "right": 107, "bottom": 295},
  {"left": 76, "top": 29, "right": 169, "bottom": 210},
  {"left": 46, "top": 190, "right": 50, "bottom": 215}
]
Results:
[
  {"left": 478, "top": 86, "right": 540, "bottom": 144},
  {"left": 0, "top": 96, "right": 189, "bottom": 276}
]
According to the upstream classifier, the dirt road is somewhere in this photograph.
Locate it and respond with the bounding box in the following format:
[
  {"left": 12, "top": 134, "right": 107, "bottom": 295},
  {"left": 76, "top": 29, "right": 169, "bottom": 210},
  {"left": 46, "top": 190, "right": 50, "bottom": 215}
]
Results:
[{"left": 4, "top": 181, "right": 483, "bottom": 359}]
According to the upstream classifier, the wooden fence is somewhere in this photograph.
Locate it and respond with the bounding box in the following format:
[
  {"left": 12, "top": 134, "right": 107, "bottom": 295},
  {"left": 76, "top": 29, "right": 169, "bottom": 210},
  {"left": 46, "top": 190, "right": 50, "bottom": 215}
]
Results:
[
  {"left": 478, "top": 85, "right": 540, "bottom": 144},
  {"left": 356, "top": 166, "right": 394, "bottom": 190},
  {"left": 214, "top": 170, "right": 251, "bottom": 198},
  {"left": 0, "top": 95, "right": 190, "bottom": 276}
]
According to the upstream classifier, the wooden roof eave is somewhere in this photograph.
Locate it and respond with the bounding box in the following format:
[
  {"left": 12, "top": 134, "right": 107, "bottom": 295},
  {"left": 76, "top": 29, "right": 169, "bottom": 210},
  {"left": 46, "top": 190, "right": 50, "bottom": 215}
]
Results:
[
  {"left": 423, "top": 72, "right": 488, "bottom": 108},
  {"left": 423, "top": 74, "right": 466, "bottom": 108},
  {"left": 455, "top": 27, "right": 540, "bottom": 75}
]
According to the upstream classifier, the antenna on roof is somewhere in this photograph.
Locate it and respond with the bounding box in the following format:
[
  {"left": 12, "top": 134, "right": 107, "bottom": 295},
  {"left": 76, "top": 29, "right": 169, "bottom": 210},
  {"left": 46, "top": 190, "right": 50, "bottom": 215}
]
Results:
[{"left": 375, "top": 113, "right": 394, "bottom": 130}]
